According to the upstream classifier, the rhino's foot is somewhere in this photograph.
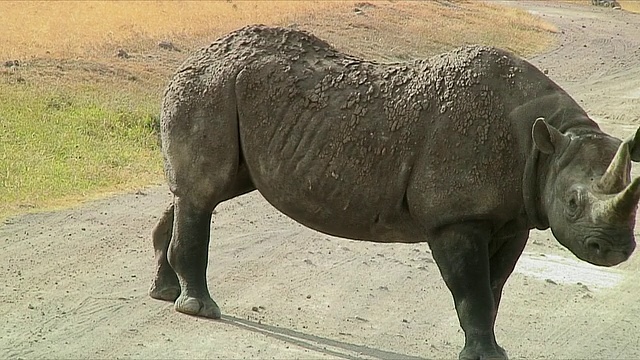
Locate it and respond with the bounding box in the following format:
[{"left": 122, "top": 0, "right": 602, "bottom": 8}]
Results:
[
  {"left": 175, "top": 294, "right": 222, "bottom": 319},
  {"left": 149, "top": 281, "right": 181, "bottom": 302},
  {"left": 459, "top": 344, "right": 507, "bottom": 360},
  {"left": 149, "top": 268, "right": 181, "bottom": 301}
]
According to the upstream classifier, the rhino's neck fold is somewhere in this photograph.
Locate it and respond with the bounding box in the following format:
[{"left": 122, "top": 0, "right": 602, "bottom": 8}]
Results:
[{"left": 523, "top": 147, "right": 549, "bottom": 230}]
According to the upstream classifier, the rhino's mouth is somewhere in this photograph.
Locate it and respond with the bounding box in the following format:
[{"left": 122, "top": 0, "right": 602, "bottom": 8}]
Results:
[{"left": 580, "top": 236, "right": 635, "bottom": 266}]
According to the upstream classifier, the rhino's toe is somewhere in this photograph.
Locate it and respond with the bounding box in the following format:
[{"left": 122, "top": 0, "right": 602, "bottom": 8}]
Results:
[
  {"left": 149, "top": 283, "right": 181, "bottom": 302},
  {"left": 175, "top": 295, "right": 222, "bottom": 319},
  {"left": 459, "top": 344, "right": 507, "bottom": 360}
]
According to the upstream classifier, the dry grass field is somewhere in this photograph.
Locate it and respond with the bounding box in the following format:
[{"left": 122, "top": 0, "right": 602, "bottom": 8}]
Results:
[
  {"left": 0, "top": 1, "right": 556, "bottom": 60},
  {"left": 0, "top": 2, "right": 344, "bottom": 59},
  {"left": 0, "top": 0, "right": 557, "bottom": 219}
]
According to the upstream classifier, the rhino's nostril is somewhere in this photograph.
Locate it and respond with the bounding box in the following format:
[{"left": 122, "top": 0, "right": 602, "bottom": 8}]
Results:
[{"left": 586, "top": 239, "right": 602, "bottom": 253}]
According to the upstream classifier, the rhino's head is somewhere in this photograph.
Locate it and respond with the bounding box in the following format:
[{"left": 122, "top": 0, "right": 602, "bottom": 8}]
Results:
[{"left": 533, "top": 118, "right": 640, "bottom": 266}]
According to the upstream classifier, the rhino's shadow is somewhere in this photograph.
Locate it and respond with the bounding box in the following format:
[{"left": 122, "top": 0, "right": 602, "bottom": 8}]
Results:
[{"left": 219, "top": 314, "right": 426, "bottom": 360}]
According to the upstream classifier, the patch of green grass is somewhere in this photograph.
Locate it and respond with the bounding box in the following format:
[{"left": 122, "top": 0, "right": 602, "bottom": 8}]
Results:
[{"left": 0, "top": 82, "right": 162, "bottom": 218}]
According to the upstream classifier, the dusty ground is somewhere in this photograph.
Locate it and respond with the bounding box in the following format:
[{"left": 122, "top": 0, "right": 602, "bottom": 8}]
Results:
[{"left": 2, "top": 2, "right": 640, "bottom": 359}]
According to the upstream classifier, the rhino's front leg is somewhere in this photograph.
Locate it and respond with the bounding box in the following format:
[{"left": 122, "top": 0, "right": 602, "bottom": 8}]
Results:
[
  {"left": 489, "top": 231, "right": 529, "bottom": 314},
  {"left": 168, "top": 196, "right": 221, "bottom": 319},
  {"left": 429, "top": 222, "right": 507, "bottom": 360}
]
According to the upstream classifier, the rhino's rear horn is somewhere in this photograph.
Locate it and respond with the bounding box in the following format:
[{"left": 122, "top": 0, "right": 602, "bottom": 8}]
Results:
[{"left": 595, "top": 141, "right": 631, "bottom": 194}]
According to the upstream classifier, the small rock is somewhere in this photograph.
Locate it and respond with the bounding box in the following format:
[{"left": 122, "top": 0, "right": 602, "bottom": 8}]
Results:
[
  {"left": 545, "top": 278, "right": 558, "bottom": 285},
  {"left": 251, "top": 306, "right": 259, "bottom": 312},
  {"left": 116, "top": 49, "right": 130, "bottom": 59},
  {"left": 158, "top": 41, "right": 180, "bottom": 52},
  {"left": 543, "top": 69, "right": 549, "bottom": 75},
  {"left": 4, "top": 60, "right": 19, "bottom": 67},
  {"left": 306, "top": 294, "right": 312, "bottom": 299}
]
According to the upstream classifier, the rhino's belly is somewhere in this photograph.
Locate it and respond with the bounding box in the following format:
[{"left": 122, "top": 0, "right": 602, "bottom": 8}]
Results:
[{"left": 254, "top": 179, "right": 420, "bottom": 243}]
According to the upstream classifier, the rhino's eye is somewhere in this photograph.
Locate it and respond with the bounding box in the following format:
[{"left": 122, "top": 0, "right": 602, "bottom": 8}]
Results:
[
  {"left": 565, "top": 190, "right": 584, "bottom": 220},
  {"left": 568, "top": 197, "right": 578, "bottom": 211}
]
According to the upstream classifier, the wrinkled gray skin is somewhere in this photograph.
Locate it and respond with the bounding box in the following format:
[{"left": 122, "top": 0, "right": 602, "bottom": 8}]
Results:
[{"left": 149, "top": 25, "right": 640, "bottom": 360}]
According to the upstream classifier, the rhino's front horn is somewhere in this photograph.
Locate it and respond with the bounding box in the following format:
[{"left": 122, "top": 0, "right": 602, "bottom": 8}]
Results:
[
  {"left": 606, "top": 176, "right": 640, "bottom": 222},
  {"left": 595, "top": 140, "right": 632, "bottom": 194}
]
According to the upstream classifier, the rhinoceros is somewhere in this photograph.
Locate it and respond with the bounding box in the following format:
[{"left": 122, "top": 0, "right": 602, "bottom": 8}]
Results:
[{"left": 149, "top": 25, "right": 640, "bottom": 360}]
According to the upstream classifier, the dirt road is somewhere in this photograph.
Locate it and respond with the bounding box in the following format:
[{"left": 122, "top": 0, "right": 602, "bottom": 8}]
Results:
[{"left": 2, "top": 2, "right": 640, "bottom": 359}]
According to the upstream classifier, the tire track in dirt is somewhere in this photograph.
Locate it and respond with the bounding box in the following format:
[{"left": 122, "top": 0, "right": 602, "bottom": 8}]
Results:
[
  {"left": 0, "top": 189, "right": 168, "bottom": 358},
  {"left": 519, "top": 1, "right": 640, "bottom": 124}
]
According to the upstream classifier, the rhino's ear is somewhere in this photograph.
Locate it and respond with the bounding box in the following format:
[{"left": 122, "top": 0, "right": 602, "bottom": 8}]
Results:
[
  {"left": 532, "top": 117, "right": 567, "bottom": 154},
  {"left": 627, "top": 126, "right": 640, "bottom": 162}
]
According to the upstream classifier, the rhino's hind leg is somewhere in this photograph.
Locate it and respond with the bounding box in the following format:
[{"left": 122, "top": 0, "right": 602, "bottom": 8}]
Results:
[
  {"left": 149, "top": 204, "right": 181, "bottom": 302},
  {"left": 167, "top": 165, "right": 255, "bottom": 319},
  {"left": 159, "top": 75, "right": 256, "bottom": 318},
  {"left": 169, "top": 196, "right": 221, "bottom": 318}
]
